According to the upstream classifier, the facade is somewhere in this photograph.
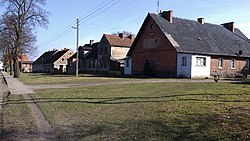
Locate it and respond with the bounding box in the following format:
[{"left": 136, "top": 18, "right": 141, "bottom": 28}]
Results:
[
  {"left": 33, "top": 48, "right": 74, "bottom": 73},
  {"left": 18, "top": 54, "right": 33, "bottom": 73},
  {"left": 67, "top": 40, "right": 99, "bottom": 74},
  {"left": 127, "top": 10, "right": 250, "bottom": 78},
  {"left": 98, "top": 34, "right": 134, "bottom": 75},
  {"left": 0, "top": 61, "right": 3, "bottom": 71},
  {"left": 20, "top": 61, "right": 33, "bottom": 72}
]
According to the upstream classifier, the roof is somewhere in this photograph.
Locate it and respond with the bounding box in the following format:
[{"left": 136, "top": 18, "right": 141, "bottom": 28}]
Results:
[
  {"left": 104, "top": 34, "right": 134, "bottom": 47},
  {"left": 129, "top": 13, "right": 250, "bottom": 57},
  {"left": 69, "top": 42, "right": 100, "bottom": 59},
  {"left": 33, "top": 49, "right": 71, "bottom": 64},
  {"left": 18, "top": 54, "right": 29, "bottom": 61},
  {"left": 46, "top": 49, "right": 69, "bottom": 63},
  {"left": 84, "top": 42, "right": 99, "bottom": 59},
  {"left": 33, "top": 50, "right": 57, "bottom": 64}
]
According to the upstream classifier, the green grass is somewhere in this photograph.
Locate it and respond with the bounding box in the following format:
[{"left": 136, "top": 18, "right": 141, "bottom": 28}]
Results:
[
  {"left": 18, "top": 73, "right": 139, "bottom": 85},
  {"left": 32, "top": 82, "right": 250, "bottom": 140},
  {"left": 1, "top": 95, "right": 38, "bottom": 140}
]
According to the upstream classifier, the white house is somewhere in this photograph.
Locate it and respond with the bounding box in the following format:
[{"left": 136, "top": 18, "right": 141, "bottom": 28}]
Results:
[{"left": 0, "top": 61, "right": 4, "bottom": 71}]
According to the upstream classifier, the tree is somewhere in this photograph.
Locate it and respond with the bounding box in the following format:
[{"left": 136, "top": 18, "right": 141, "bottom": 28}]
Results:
[
  {"left": 0, "top": 0, "right": 49, "bottom": 78},
  {"left": 112, "top": 31, "right": 134, "bottom": 37}
]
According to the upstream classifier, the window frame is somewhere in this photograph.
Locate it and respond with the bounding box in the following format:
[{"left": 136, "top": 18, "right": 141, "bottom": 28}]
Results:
[
  {"left": 231, "top": 59, "right": 235, "bottom": 69},
  {"left": 196, "top": 57, "right": 206, "bottom": 67},
  {"left": 182, "top": 56, "right": 187, "bottom": 66},
  {"left": 218, "top": 58, "right": 223, "bottom": 68},
  {"left": 245, "top": 59, "right": 249, "bottom": 70}
]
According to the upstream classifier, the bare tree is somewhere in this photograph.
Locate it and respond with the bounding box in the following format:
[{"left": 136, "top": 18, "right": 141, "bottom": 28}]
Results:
[
  {"left": 0, "top": 0, "right": 49, "bottom": 77},
  {"left": 112, "top": 31, "right": 134, "bottom": 37}
]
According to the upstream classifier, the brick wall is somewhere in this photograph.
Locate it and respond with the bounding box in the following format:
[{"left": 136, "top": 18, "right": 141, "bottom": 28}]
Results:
[
  {"left": 210, "top": 56, "right": 249, "bottom": 77},
  {"left": 131, "top": 16, "right": 177, "bottom": 77}
]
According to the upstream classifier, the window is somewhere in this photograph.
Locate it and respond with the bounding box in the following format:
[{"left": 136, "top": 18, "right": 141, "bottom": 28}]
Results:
[
  {"left": 104, "top": 47, "right": 108, "bottom": 54},
  {"left": 156, "top": 56, "right": 160, "bottom": 65},
  {"left": 150, "top": 24, "right": 155, "bottom": 29},
  {"left": 100, "top": 48, "right": 103, "bottom": 55},
  {"left": 231, "top": 59, "right": 235, "bottom": 69},
  {"left": 182, "top": 57, "right": 187, "bottom": 66},
  {"left": 93, "top": 60, "right": 96, "bottom": 68},
  {"left": 88, "top": 61, "right": 91, "bottom": 68},
  {"left": 196, "top": 57, "right": 206, "bottom": 66},
  {"left": 104, "top": 60, "right": 107, "bottom": 68},
  {"left": 245, "top": 59, "right": 249, "bottom": 70},
  {"left": 218, "top": 58, "right": 223, "bottom": 68},
  {"left": 62, "top": 58, "right": 65, "bottom": 61},
  {"left": 126, "top": 59, "right": 130, "bottom": 67}
]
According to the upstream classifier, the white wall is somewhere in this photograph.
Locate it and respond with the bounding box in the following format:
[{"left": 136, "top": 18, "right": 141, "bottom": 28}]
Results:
[
  {"left": 0, "top": 61, "right": 4, "bottom": 70},
  {"left": 191, "top": 55, "right": 211, "bottom": 78},
  {"left": 124, "top": 58, "right": 132, "bottom": 75},
  {"left": 177, "top": 54, "right": 192, "bottom": 78},
  {"left": 177, "top": 54, "right": 211, "bottom": 78}
]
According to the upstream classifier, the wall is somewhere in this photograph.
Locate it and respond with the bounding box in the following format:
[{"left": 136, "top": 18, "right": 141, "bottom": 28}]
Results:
[
  {"left": 111, "top": 47, "right": 130, "bottom": 60},
  {"left": 131, "top": 15, "right": 177, "bottom": 77},
  {"left": 177, "top": 54, "right": 192, "bottom": 78},
  {"left": 210, "top": 56, "right": 249, "bottom": 77},
  {"left": 54, "top": 50, "right": 74, "bottom": 73},
  {"left": 124, "top": 58, "right": 132, "bottom": 75},
  {"left": 191, "top": 55, "right": 211, "bottom": 78}
]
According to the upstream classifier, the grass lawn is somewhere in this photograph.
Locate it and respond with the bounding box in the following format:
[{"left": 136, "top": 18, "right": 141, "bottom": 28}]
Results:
[
  {"left": 18, "top": 73, "right": 139, "bottom": 85},
  {"left": 1, "top": 95, "right": 38, "bottom": 140},
  {"left": 32, "top": 82, "right": 250, "bottom": 140}
]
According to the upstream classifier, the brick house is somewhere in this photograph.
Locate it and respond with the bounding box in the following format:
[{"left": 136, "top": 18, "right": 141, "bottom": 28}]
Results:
[
  {"left": 67, "top": 40, "right": 99, "bottom": 74},
  {"left": 126, "top": 10, "right": 250, "bottom": 78},
  {"left": 33, "top": 48, "right": 74, "bottom": 73},
  {"left": 18, "top": 54, "right": 33, "bottom": 72},
  {"left": 98, "top": 34, "right": 134, "bottom": 75}
]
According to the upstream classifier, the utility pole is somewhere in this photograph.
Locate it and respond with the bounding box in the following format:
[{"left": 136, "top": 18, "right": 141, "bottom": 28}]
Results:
[
  {"left": 157, "top": 0, "right": 160, "bottom": 14},
  {"left": 73, "top": 19, "right": 79, "bottom": 77}
]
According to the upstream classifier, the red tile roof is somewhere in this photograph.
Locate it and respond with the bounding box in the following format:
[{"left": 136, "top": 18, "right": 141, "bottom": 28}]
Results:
[{"left": 104, "top": 34, "right": 134, "bottom": 47}]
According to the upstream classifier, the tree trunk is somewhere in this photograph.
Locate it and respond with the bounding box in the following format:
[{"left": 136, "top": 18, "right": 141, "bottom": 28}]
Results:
[
  {"left": 13, "top": 57, "right": 20, "bottom": 78},
  {"left": 9, "top": 57, "right": 13, "bottom": 75}
]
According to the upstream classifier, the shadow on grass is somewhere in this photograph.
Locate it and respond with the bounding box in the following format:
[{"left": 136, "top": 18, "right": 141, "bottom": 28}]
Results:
[
  {"left": 5, "top": 93, "right": 250, "bottom": 105},
  {"left": 46, "top": 113, "right": 250, "bottom": 140}
]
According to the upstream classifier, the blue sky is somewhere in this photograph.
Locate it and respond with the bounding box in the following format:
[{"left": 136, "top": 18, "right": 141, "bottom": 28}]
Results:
[{"left": 2, "top": 0, "right": 250, "bottom": 60}]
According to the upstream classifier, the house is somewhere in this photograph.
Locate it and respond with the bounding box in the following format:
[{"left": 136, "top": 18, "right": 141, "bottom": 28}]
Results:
[
  {"left": 0, "top": 61, "right": 3, "bottom": 71},
  {"left": 33, "top": 48, "right": 74, "bottom": 73},
  {"left": 18, "top": 54, "right": 33, "bottom": 72},
  {"left": 127, "top": 10, "right": 250, "bottom": 78},
  {"left": 67, "top": 40, "right": 99, "bottom": 74},
  {"left": 98, "top": 33, "right": 134, "bottom": 75}
]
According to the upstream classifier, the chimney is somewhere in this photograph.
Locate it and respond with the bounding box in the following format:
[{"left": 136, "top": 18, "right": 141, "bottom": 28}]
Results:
[
  {"left": 221, "top": 22, "right": 234, "bottom": 32},
  {"left": 119, "top": 33, "right": 124, "bottom": 39},
  {"left": 127, "top": 34, "right": 135, "bottom": 40},
  {"left": 160, "top": 10, "right": 173, "bottom": 23},
  {"left": 90, "top": 40, "right": 94, "bottom": 45},
  {"left": 197, "top": 18, "right": 205, "bottom": 24}
]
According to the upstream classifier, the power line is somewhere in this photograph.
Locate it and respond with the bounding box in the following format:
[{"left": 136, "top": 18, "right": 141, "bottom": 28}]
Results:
[
  {"left": 81, "top": 0, "right": 137, "bottom": 29},
  {"left": 37, "top": 0, "right": 118, "bottom": 50}
]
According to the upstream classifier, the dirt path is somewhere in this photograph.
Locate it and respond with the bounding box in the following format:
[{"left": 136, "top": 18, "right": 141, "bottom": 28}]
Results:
[
  {"left": 1, "top": 72, "right": 57, "bottom": 140},
  {"left": 27, "top": 78, "right": 217, "bottom": 90},
  {"left": 22, "top": 94, "right": 57, "bottom": 141}
]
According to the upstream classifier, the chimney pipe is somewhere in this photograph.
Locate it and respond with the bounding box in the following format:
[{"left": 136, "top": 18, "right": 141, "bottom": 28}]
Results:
[
  {"left": 90, "top": 40, "right": 94, "bottom": 45},
  {"left": 221, "top": 22, "right": 234, "bottom": 32},
  {"left": 119, "top": 33, "right": 124, "bottom": 39},
  {"left": 197, "top": 18, "right": 205, "bottom": 24},
  {"left": 127, "top": 34, "right": 135, "bottom": 40},
  {"left": 160, "top": 10, "right": 173, "bottom": 23}
]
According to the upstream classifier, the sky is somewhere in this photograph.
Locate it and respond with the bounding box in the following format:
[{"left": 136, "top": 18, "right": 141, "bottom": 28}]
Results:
[{"left": 2, "top": 0, "right": 250, "bottom": 60}]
